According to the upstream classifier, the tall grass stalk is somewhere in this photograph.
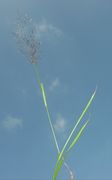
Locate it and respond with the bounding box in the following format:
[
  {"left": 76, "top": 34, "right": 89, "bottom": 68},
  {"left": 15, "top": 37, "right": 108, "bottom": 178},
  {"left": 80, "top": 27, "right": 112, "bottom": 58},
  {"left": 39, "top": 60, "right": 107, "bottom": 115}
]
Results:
[
  {"left": 14, "top": 14, "right": 96, "bottom": 180},
  {"left": 14, "top": 14, "right": 74, "bottom": 179},
  {"left": 32, "top": 64, "right": 74, "bottom": 178}
]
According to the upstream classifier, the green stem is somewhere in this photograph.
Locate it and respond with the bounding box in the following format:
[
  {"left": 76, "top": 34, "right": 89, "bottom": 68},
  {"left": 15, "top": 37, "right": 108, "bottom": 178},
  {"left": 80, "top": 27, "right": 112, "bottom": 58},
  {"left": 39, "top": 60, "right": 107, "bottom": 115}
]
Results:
[
  {"left": 32, "top": 64, "right": 59, "bottom": 153},
  {"left": 32, "top": 63, "right": 73, "bottom": 178}
]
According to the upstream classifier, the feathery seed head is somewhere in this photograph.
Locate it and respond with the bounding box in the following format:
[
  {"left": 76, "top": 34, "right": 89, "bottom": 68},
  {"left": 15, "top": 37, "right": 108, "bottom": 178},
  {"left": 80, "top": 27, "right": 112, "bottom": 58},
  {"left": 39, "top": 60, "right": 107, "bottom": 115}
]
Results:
[{"left": 14, "top": 14, "right": 40, "bottom": 64}]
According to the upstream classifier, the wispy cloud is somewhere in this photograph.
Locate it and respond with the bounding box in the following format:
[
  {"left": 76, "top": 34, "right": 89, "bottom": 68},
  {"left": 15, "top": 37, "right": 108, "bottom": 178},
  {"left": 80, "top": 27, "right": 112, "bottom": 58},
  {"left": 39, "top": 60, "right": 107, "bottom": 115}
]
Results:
[
  {"left": 2, "top": 116, "right": 23, "bottom": 130},
  {"left": 49, "top": 78, "right": 60, "bottom": 91},
  {"left": 54, "top": 114, "right": 67, "bottom": 133},
  {"left": 35, "top": 19, "right": 63, "bottom": 38}
]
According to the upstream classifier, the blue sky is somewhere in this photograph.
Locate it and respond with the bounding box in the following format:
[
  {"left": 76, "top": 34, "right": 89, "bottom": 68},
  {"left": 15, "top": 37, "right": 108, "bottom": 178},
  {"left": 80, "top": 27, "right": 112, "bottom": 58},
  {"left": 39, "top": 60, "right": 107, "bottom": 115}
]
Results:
[{"left": 0, "top": 0, "right": 112, "bottom": 179}]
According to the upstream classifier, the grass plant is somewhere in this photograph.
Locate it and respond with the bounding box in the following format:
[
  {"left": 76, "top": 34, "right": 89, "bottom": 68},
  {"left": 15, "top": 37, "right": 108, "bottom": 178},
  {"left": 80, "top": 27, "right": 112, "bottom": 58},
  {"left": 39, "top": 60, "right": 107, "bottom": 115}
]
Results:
[{"left": 14, "top": 14, "right": 96, "bottom": 180}]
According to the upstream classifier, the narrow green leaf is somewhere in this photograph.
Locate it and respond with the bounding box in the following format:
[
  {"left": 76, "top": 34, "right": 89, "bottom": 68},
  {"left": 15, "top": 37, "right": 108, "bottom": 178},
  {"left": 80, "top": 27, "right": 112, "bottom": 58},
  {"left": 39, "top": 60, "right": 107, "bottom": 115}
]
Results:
[
  {"left": 40, "top": 83, "right": 47, "bottom": 107},
  {"left": 57, "top": 89, "right": 96, "bottom": 165},
  {"left": 40, "top": 83, "right": 60, "bottom": 153},
  {"left": 53, "top": 121, "right": 89, "bottom": 179},
  {"left": 53, "top": 157, "right": 65, "bottom": 180},
  {"left": 67, "top": 120, "right": 89, "bottom": 152}
]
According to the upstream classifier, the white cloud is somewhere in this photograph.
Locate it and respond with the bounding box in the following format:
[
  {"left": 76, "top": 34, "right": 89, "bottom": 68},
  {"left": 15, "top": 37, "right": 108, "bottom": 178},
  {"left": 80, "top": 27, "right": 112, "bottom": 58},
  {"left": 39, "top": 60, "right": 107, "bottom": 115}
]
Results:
[
  {"left": 54, "top": 114, "right": 67, "bottom": 133},
  {"left": 49, "top": 78, "right": 60, "bottom": 91},
  {"left": 2, "top": 116, "right": 23, "bottom": 130},
  {"left": 35, "top": 20, "right": 63, "bottom": 38}
]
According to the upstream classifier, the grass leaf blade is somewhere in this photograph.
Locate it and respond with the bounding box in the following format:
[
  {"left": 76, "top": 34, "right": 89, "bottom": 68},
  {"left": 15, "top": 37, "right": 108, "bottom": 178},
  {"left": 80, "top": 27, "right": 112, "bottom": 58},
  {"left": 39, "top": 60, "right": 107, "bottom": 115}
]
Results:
[
  {"left": 67, "top": 120, "right": 89, "bottom": 152},
  {"left": 53, "top": 120, "right": 89, "bottom": 180},
  {"left": 40, "top": 83, "right": 47, "bottom": 107},
  {"left": 57, "top": 89, "right": 96, "bottom": 164},
  {"left": 53, "top": 157, "right": 65, "bottom": 180}
]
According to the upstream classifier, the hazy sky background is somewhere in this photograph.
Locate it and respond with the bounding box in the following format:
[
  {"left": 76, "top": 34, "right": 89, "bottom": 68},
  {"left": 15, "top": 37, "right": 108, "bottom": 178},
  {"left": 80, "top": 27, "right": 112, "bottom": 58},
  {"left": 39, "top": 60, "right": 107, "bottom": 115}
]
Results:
[{"left": 0, "top": 0, "right": 112, "bottom": 179}]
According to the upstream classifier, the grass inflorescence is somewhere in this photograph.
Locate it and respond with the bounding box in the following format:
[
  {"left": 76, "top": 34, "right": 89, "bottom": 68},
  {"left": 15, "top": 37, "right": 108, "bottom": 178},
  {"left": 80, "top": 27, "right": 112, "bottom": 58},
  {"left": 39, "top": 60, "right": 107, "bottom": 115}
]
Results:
[{"left": 14, "top": 14, "right": 96, "bottom": 180}]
